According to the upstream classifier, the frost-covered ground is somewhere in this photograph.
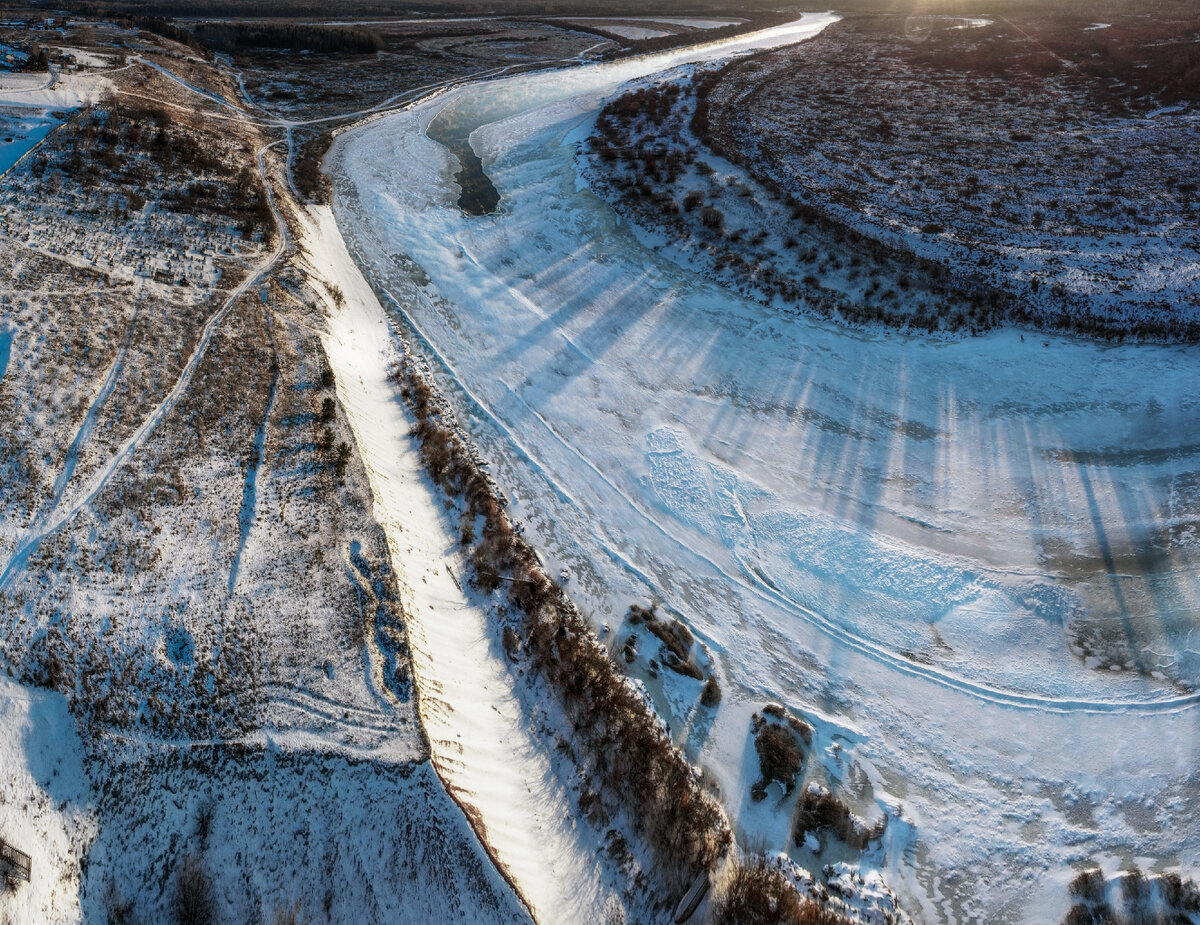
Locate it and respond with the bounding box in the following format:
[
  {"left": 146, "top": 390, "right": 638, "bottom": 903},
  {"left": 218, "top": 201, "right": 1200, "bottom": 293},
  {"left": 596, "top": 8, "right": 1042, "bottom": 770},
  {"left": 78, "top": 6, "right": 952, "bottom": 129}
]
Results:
[
  {"left": 589, "top": 24, "right": 674, "bottom": 41},
  {"left": 0, "top": 68, "right": 111, "bottom": 175},
  {"left": 0, "top": 675, "right": 528, "bottom": 925},
  {"left": 330, "top": 17, "right": 1200, "bottom": 922},
  {"left": 0, "top": 676, "right": 93, "bottom": 923},
  {"left": 0, "top": 49, "right": 532, "bottom": 925},
  {"left": 700, "top": 16, "right": 1200, "bottom": 335}
]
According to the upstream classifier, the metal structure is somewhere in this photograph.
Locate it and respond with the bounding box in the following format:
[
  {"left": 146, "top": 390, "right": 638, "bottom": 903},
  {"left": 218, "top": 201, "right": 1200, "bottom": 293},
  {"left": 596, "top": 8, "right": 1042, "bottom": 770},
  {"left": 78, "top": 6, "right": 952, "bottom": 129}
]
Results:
[{"left": 0, "top": 838, "right": 31, "bottom": 884}]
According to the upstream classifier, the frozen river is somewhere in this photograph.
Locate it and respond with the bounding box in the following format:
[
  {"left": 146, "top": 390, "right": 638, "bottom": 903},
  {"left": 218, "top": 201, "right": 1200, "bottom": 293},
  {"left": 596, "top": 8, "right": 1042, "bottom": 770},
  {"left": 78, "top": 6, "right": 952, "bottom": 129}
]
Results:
[{"left": 330, "top": 15, "right": 1200, "bottom": 922}]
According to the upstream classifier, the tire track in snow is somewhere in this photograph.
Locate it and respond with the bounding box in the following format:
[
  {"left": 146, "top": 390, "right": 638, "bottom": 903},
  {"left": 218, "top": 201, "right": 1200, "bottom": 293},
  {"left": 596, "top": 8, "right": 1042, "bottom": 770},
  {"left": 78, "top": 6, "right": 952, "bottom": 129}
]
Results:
[
  {"left": 369, "top": 263, "right": 1200, "bottom": 718},
  {"left": 264, "top": 683, "right": 396, "bottom": 724},
  {"left": 263, "top": 686, "right": 399, "bottom": 735},
  {"left": 0, "top": 143, "right": 288, "bottom": 592},
  {"left": 33, "top": 297, "right": 141, "bottom": 526},
  {"left": 501, "top": 370, "right": 1200, "bottom": 716}
]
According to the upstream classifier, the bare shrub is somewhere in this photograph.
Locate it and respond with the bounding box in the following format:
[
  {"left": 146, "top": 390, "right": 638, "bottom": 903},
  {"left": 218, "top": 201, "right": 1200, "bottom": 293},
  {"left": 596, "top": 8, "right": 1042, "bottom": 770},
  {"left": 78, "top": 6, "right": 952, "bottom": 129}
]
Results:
[
  {"left": 1068, "top": 868, "right": 1106, "bottom": 902},
  {"left": 701, "top": 676, "right": 722, "bottom": 707},
  {"left": 792, "top": 787, "right": 883, "bottom": 852},
  {"left": 712, "top": 856, "right": 848, "bottom": 925},
  {"left": 634, "top": 608, "right": 704, "bottom": 679},
  {"left": 272, "top": 905, "right": 304, "bottom": 925},
  {"left": 174, "top": 855, "right": 214, "bottom": 925},
  {"left": 502, "top": 626, "right": 520, "bottom": 661},
  {"left": 1062, "top": 865, "right": 1200, "bottom": 924},
  {"left": 751, "top": 719, "right": 803, "bottom": 801},
  {"left": 334, "top": 442, "right": 351, "bottom": 481},
  {"left": 646, "top": 616, "right": 692, "bottom": 661},
  {"left": 294, "top": 130, "right": 333, "bottom": 204},
  {"left": 104, "top": 883, "right": 135, "bottom": 925},
  {"left": 195, "top": 799, "right": 214, "bottom": 847}
]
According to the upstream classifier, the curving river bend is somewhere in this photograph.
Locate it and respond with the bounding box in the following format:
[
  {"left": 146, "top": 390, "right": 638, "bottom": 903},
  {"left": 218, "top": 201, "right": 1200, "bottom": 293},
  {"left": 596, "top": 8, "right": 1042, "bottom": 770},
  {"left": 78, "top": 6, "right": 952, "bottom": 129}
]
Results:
[{"left": 329, "top": 14, "right": 1200, "bottom": 922}]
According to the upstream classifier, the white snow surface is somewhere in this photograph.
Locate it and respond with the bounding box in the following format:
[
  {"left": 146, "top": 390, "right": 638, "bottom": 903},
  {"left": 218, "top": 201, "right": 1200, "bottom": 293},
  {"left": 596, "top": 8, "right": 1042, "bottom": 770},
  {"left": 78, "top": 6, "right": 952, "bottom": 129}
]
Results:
[
  {"left": 0, "top": 677, "right": 93, "bottom": 924},
  {"left": 643, "top": 18, "right": 743, "bottom": 29},
  {"left": 0, "top": 68, "right": 112, "bottom": 109},
  {"left": 0, "top": 69, "right": 115, "bottom": 175},
  {"left": 298, "top": 204, "right": 632, "bottom": 924},
  {"left": 78, "top": 747, "right": 528, "bottom": 925},
  {"left": 327, "top": 14, "right": 1200, "bottom": 923},
  {"left": 51, "top": 46, "right": 115, "bottom": 68},
  {"left": 566, "top": 16, "right": 742, "bottom": 30}
]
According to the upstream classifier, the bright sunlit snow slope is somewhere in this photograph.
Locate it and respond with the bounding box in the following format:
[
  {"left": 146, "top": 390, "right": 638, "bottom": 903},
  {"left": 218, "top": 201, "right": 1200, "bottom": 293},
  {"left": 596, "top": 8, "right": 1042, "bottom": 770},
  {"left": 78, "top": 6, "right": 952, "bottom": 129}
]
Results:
[
  {"left": 330, "top": 16, "right": 1200, "bottom": 923},
  {"left": 298, "top": 205, "right": 631, "bottom": 924}
]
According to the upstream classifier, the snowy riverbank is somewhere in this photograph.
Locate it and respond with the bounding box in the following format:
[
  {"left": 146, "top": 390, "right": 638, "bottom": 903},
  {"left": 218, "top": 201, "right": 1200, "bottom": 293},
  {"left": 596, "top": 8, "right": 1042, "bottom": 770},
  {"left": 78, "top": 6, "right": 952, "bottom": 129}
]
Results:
[{"left": 327, "top": 28, "right": 1200, "bottom": 921}]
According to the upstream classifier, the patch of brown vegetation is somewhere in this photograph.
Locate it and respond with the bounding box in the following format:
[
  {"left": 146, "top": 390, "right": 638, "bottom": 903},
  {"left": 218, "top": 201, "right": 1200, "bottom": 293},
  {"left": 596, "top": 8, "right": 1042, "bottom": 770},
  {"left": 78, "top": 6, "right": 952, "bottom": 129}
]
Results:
[
  {"left": 398, "top": 361, "right": 730, "bottom": 894},
  {"left": 712, "top": 856, "right": 850, "bottom": 925},
  {"left": 792, "top": 787, "right": 885, "bottom": 853}
]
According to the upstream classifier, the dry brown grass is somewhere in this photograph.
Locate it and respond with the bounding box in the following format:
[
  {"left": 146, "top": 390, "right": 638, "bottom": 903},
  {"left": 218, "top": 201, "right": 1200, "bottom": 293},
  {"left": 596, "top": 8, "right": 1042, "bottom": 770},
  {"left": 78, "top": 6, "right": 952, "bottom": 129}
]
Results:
[
  {"left": 792, "top": 788, "right": 884, "bottom": 853},
  {"left": 750, "top": 720, "right": 804, "bottom": 802}
]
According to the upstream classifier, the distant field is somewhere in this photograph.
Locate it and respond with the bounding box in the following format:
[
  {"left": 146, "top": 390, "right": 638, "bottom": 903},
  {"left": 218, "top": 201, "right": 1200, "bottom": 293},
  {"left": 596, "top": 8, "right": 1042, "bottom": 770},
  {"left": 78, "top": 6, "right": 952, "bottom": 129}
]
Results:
[
  {"left": 588, "top": 6, "right": 1200, "bottom": 338},
  {"left": 54, "top": 0, "right": 1200, "bottom": 18}
]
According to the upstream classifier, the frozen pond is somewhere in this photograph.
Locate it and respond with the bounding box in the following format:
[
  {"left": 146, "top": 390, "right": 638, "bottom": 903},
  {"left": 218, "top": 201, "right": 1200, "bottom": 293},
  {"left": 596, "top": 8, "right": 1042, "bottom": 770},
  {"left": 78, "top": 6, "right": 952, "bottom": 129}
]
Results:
[{"left": 331, "top": 14, "right": 1200, "bottom": 922}]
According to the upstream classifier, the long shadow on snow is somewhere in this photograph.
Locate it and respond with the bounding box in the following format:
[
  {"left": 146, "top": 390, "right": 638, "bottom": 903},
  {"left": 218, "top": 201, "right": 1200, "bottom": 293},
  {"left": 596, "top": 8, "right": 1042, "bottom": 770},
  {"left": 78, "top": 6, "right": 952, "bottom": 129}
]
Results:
[{"left": 228, "top": 309, "right": 280, "bottom": 596}]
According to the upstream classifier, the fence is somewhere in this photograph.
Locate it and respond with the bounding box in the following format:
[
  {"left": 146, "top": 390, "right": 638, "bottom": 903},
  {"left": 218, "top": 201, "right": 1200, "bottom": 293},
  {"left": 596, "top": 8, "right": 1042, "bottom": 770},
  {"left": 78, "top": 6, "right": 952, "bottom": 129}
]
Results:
[{"left": 0, "top": 838, "right": 31, "bottom": 882}]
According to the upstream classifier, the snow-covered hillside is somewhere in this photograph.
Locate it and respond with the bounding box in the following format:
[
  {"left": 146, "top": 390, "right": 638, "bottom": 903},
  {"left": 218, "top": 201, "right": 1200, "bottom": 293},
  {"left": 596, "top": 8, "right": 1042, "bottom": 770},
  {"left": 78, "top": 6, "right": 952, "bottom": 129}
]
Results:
[
  {"left": 0, "top": 48, "right": 529, "bottom": 925},
  {"left": 3, "top": 10, "right": 1198, "bottom": 925}
]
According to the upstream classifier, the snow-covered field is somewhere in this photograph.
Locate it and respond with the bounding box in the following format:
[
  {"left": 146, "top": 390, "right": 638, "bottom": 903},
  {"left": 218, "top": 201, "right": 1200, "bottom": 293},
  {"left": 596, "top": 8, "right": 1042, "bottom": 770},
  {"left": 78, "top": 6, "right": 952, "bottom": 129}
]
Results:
[
  {"left": 0, "top": 53, "right": 535, "bottom": 925},
  {"left": 0, "top": 676, "right": 93, "bottom": 923},
  {"left": 0, "top": 673, "right": 529, "bottom": 925},
  {"left": 565, "top": 17, "right": 743, "bottom": 30},
  {"left": 329, "top": 15, "right": 1200, "bottom": 921},
  {"left": 594, "top": 25, "right": 673, "bottom": 41},
  {"left": 51, "top": 46, "right": 115, "bottom": 68},
  {"left": 79, "top": 747, "right": 528, "bottom": 925},
  {"left": 0, "top": 68, "right": 111, "bottom": 175}
]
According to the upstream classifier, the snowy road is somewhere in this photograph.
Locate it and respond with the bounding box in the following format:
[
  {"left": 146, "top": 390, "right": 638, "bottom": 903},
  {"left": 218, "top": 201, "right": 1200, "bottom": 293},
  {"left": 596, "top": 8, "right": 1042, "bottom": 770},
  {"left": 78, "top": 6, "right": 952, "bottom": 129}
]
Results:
[{"left": 327, "top": 13, "right": 1200, "bottom": 924}]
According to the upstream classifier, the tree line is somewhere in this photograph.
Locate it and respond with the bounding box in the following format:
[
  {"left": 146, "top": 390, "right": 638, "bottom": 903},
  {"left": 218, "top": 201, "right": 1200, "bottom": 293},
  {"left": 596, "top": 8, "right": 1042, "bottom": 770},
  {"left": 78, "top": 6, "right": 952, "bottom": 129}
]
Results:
[{"left": 193, "top": 22, "right": 386, "bottom": 54}]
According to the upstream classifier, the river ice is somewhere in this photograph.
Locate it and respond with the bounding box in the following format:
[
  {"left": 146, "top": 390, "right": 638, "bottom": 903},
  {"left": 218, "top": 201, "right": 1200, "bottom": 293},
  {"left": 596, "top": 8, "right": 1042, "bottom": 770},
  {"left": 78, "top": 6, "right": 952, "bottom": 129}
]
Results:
[{"left": 330, "top": 16, "right": 1200, "bottom": 922}]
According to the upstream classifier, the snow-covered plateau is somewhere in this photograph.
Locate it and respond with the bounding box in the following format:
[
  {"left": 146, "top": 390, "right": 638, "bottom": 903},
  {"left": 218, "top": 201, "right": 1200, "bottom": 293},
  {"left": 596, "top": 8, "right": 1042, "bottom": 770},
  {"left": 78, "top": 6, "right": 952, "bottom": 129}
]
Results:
[{"left": 327, "top": 13, "right": 1200, "bottom": 922}]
